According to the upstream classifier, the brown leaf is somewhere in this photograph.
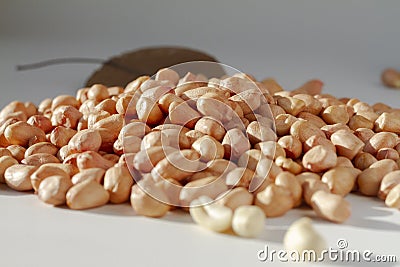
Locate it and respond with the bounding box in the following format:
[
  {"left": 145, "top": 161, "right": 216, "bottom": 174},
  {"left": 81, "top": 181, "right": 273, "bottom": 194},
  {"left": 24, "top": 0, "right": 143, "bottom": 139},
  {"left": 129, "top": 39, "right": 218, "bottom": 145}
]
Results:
[{"left": 85, "top": 46, "right": 219, "bottom": 87}]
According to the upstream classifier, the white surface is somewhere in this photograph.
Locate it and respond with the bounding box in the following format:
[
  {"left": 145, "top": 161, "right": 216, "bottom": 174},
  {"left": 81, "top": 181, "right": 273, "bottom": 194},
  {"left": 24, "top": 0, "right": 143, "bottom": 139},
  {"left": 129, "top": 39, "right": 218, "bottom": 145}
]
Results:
[{"left": 0, "top": 1, "right": 400, "bottom": 266}]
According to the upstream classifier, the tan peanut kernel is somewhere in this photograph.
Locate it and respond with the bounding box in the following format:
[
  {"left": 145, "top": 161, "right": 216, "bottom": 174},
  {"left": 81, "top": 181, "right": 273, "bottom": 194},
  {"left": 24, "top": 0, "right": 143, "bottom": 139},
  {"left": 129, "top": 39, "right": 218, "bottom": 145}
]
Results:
[
  {"left": 321, "top": 167, "right": 360, "bottom": 196},
  {"left": 290, "top": 120, "right": 325, "bottom": 143},
  {"left": 216, "top": 187, "right": 254, "bottom": 210},
  {"left": 66, "top": 180, "right": 110, "bottom": 210},
  {"left": 353, "top": 152, "right": 378, "bottom": 170},
  {"left": 68, "top": 129, "right": 102, "bottom": 153},
  {"left": 357, "top": 159, "right": 398, "bottom": 196},
  {"left": 0, "top": 156, "right": 19, "bottom": 183},
  {"left": 322, "top": 105, "right": 350, "bottom": 124},
  {"left": 385, "top": 184, "right": 400, "bottom": 209},
  {"left": 284, "top": 217, "right": 327, "bottom": 256},
  {"left": 104, "top": 165, "right": 134, "bottom": 204},
  {"left": 275, "top": 156, "right": 303, "bottom": 174},
  {"left": 302, "top": 145, "right": 337, "bottom": 173},
  {"left": 232, "top": 205, "right": 265, "bottom": 238},
  {"left": 71, "top": 168, "right": 105, "bottom": 184},
  {"left": 275, "top": 171, "right": 302, "bottom": 207},
  {"left": 364, "top": 132, "right": 398, "bottom": 154},
  {"left": 296, "top": 172, "right": 321, "bottom": 185},
  {"left": 190, "top": 196, "right": 233, "bottom": 233},
  {"left": 195, "top": 117, "right": 226, "bottom": 141},
  {"left": 4, "top": 122, "right": 46, "bottom": 147},
  {"left": 4, "top": 164, "right": 37, "bottom": 191},
  {"left": 131, "top": 177, "right": 170, "bottom": 218},
  {"left": 30, "top": 164, "right": 70, "bottom": 192},
  {"left": 38, "top": 175, "right": 73, "bottom": 206},
  {"left": 379, "top": 170, "right": 400, "bottom": 200},
  {"left": 179, "top": 176, "right": 228, "bottom": 207},
  {"left": 192, "top": 135, "right": 224, "bottom": 162},
  {"left": 336, "top": 156, "right": 354, "bottom": 168},
  {"left": 311, "top": 190, "right": 351, "bottom": 223},
  {"left": 330, "top": 130, "right": 364, "bottom": 160},
  {"left": 302, "top": 178, "right": 329, "bottom": 205},
  {"left": 278, "top": 135, "right": 302, "bottom": 159},
  {"left": 255, "top": 184, "right": 294, "bottom": 217}
]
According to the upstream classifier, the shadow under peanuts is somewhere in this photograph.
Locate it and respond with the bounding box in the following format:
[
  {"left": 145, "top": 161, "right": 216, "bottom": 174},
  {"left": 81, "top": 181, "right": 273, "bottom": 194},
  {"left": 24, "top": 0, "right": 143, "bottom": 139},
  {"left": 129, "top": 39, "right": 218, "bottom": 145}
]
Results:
[
  {"left": 57, "top": 202, "right": 137, "bottom": 217},
  {"left": 0, "top": 184, "right": 33, "bottom": 197},
  {"left": 346, "top": 194, "right": 400, "bottom": 232}
]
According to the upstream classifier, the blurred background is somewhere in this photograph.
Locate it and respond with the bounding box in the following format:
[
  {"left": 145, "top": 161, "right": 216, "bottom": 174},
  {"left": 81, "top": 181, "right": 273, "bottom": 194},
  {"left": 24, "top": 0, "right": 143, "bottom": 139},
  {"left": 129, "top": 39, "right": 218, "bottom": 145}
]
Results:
[{"left": 1, "top": 0, "right": 399, "bottom": 107}]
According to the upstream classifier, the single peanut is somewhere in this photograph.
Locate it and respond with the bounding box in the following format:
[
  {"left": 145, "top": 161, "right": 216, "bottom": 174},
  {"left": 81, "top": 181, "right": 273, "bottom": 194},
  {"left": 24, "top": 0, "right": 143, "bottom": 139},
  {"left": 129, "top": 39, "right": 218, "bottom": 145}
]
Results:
[
  {"left": 357, "top": 159, "right": 399, "bottom": 196},
  {"left": 290, "top": 120, "right": 325, "bottom": 143},
  {"left": 76, "top": 151, "right": 114, "bottom": 170},
  {"left": 278, "top": 135, "right": 302, "bottom": 159},
  {"left": 189, "top": 195, "right": 233, "bottom": 233},
  {"left": 275, "top": 171, "right": 302, "bottom": 207},
  {"left": 151, "top": 149, "right": 201, "bottom": 182},
  {"left": 222, "top": 128, "right": 251, "bottom": 160},
  {"left": 38, "top": 175, "right": 73, "bottom": 206},
  {"left": 311, "top": 190, "right": 351, "bottom": 223},
  {"left": 321, "top": 167, "right": 361, "bottom": 196},
  {"left": 302, "top": 178, "right": 329, "bottom": 205},
  {"left": 385, "top": 184, "right": 400, "bottom": 208},
  {"left": 353, "top": 152, "right": 378, "bottom": 170},
  {"left": 0, "top": 156, "right": 19, "bottom": 183},
  {"left": 322, "top": 105, "right": 349, "bottom": 124},
  {"left": 25, "top": 142, "right": 58, "bottom": 157},
  {"left": 255, "top": 184, "right": 294, "bottom": 217},
  {"left": 192, "top": 135, "right": 224, "bottom": 162},
  {"left": 302, "top": 145, "right": 337, "bottom": 172},
  {"left": 130, "top": 178, "right": 170, "bottom": 217},
  {"left": 30, "top": 164, "right": 70, "bottom": 192},
  {"left": 330, "top": 130, "right": 364, "bottom": 160},
  {"left": 216, "top": 187, "right": 254, "bottom": 210},
  {"left": 50, "top": 126, "right": 77, "bottom": 148},
  {"left": 22, "top": 153, "right": 60, "bottom": 166},
  {"left": 232, "top": 205, "right": 265, "bottom": 238},
  {"left": 381, "top": 68, "right": 400, "bottom": 88},
  {"left": 68, "top": 129, "right": 102, "bottom": 153},
  {"left": 66, "top": 179, "right": 110, "bottom": 210},
  {"left": 284, "top": 217, "right": 327, "bottom": 257},
  {"left": 103, "top": 165, "right": 134, "bottom": 204},
  {"left": 195, "top": 117, "right": 226, "bottom": 141},
  {"left": 4, "top": 122, "right": 46, "bottom": 147},
  {"left": 375, "top": 112, "right": 400, "bottom": 133},
  {"left": 4, "top": 164, "right": 37, "bottom": 191},
  {"left": 275, "top": 156, "right": 303, "bottom": 174},
  {"left": 364, "top": 132, "right": 398, "bottom": 154},
  {"left": 71, "top": 168, "right": 105, "bottom": 184},
  {"left": 379, "top": 170, "right": 400, "bottom": 200},
  {"left": 376, "top": 148, "right": 399, "bottom": 161}
]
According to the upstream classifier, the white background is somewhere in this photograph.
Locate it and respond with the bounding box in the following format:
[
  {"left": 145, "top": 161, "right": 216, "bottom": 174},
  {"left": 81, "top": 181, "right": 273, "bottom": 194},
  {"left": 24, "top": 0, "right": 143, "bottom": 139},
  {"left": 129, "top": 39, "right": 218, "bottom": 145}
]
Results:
[{"left": 0, "top": 1, "right": 399, "bottom": 266}]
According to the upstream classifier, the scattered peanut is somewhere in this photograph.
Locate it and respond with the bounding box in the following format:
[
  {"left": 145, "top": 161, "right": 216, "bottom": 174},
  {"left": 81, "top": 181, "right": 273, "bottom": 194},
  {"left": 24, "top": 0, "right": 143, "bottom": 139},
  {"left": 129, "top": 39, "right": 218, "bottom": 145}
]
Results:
[
  {"left": 283, "top": 217, "right": 327, "bottom": 256},
  {"left": 232, "top": 205, "right": 265, "bottom": 238},
  {"left": 311, "top": 190, "right": 351, "bottom": 223},
  {"left": 385, "top": 184, "right": 400, "bottom": 209},
  {"left": 381, "top": 68, "right": 400, "bottom": 88},
  {"left": 190, "top": 196, "right": 233, "bottom": 233}
]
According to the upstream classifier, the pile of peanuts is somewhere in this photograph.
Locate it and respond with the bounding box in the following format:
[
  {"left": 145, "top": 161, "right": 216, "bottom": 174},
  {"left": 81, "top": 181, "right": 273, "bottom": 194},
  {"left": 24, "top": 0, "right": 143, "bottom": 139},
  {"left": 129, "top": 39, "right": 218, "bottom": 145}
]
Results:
[{"left": 1, "top": 66, "right": 400, "bottom": 238}]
